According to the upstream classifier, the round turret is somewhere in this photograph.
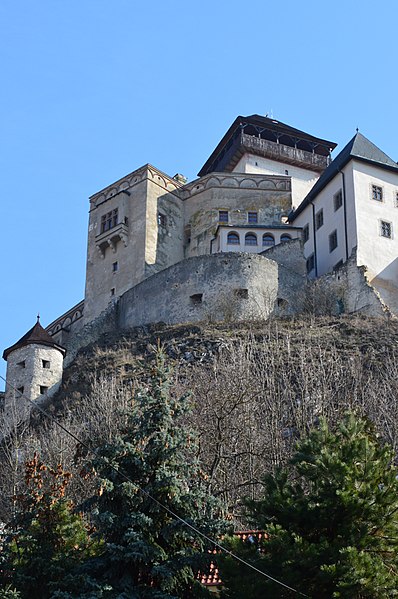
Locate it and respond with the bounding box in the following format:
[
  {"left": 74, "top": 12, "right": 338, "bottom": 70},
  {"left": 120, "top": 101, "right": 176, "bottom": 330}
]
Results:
[{"left": 2, "top": 316, "right": 66, "bottom": 410}]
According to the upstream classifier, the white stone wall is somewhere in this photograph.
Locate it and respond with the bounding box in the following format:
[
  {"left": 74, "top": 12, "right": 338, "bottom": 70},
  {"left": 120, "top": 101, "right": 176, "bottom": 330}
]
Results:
[
  {"left": 4, "top": 344, "right": 64, "bottom": 408},
  {"left": 233, "top": 153, "right": 320, "bottom": 208},
  {"left": 214, "top": 226, "right": 301, "bottom": 254},
  {"left": 292, "top": 162, "right": 358, "bottom": 277}
]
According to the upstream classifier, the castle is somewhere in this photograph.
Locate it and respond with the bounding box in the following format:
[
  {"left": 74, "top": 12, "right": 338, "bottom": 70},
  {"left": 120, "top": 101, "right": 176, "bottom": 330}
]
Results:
[{"left": 3, "top": 114, "right": 398, "bottom": 407}]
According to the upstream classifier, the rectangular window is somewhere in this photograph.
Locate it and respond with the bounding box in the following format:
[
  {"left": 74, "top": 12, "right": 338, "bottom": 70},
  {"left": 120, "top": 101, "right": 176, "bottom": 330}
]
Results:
[
  {"left": 380, "top": 220, "right": 392, "bottom": 238},
  {"left": 334, "top": 190, "right": 343, "bottom": 211},
  {"left": 303, "top": 224, "right": 309, "bottom": 243},
  {"left": 112, "top": 261, "right": 118, "bottom": 272},
  {"left": 306, "top": 253, "right": 315, "bottom": 274},
  {"left": 315, "top": 209, "right": 323, "bottom": 230},
  {"left": 395, "top": 191, "right": 398, "bottom": 208},
  {"left": 248, "top": 211, "right": 258, "bottom": 224},
  {"left": 334, "top": 260, "right": 344, "bottom": 271},
  {"left": 329, "top": 230, "right": 338, "bottom": 252},
  {"left": 157, "top": 213, "right": 167, "bottom": 227},
  {"left": 190, "top": 293, "right": 203, "bottom": 305},
  {"left": 101, "top": 208, "right": 119, "bottom": 233},
  {"left": 110, "top": 287, "right": 115, "bottom": 296},
  {"left": 39, "top": 386, "right": 48, "bottom": 395},
  {"left": 372, "top": 185, "right": 383, "bottom": 202},
  {"left": 42, "top": 360, "right": 50, "bottom": 369},
  {"left": 218, "top": 210, "right": 229, "bottom": 223}
]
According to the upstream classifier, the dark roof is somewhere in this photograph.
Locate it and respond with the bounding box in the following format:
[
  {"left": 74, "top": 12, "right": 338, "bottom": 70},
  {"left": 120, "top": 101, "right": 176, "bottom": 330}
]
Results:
[
  {"left": 291, "top": 132, "right": 398, "bottom": 220},
  {"left": 198, "top": 114, "right": 337, "bottom": 176},
  {"left": 3, "top": 319, "right": 66, "bottom": 360}
]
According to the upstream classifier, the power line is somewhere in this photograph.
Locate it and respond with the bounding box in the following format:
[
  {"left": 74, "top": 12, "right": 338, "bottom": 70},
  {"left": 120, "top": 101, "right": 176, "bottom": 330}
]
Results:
[{"left": 0, "top": 374, "right": 308, "bottom": 597}]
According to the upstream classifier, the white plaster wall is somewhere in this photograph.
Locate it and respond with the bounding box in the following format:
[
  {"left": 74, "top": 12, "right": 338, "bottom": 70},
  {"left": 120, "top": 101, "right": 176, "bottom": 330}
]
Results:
[
  {"left": 352, "top": 160, "right": 398, "bottom": 313},
  {"left": 292, "top": 163, "right": 357, "bottom": 277},
  {"left": 233, "top": 154, "right": 319, "bottom": 207},
  {"left": 5, "top": 344, "right": 64, "bottom": 405},
  {"left": 215, "top": 226, "right": 301, "bottom": 254}
]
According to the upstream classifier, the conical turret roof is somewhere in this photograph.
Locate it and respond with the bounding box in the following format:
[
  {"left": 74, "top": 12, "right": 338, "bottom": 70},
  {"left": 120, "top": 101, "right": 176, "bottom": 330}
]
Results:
[{"left": 3, "top": 317, "right": 66, "bottom": 360}]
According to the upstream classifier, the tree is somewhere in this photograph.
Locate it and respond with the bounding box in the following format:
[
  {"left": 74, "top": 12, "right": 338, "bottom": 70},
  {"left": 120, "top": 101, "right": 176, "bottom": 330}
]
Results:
[
  {"left": 0, "top": 454, "right": 103, "bottom": 599},
  {"left": 88, "top": 350, "right": 226, "bottom": 598},
  {"left": 220, "top": 412, "right": 398, "bottom": 598}
]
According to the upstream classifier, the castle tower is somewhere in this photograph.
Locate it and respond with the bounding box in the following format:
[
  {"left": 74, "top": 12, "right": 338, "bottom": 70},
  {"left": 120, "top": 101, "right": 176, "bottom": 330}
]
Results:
[{"left": 2, "top": 317, "right": 66, "bottom": 411}]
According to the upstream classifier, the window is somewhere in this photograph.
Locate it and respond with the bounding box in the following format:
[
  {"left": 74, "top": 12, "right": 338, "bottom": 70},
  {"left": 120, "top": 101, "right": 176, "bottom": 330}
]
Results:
[
  {"left": 190, "top": 293, "right": 203, "bottom": 305},
  {"left": 380, "top": 220, "right": 392, "bottom": 238},
  {"left": 315, "top": 209, "right": 323, "bottom": 230},
  {"left": 17, "top": 361, "right": 25, "bottom": 368},
  {"left": 219, "top": 210, "right": 228, "bottom": 223},
  {"left": 245, "top": 233, "right": 258, "bottom": 246},
  {"left": 306, "top": 253, "right": 315, "bottom": 274},
  {"left": 334, "top": 260, "right": 344, "bottom": 271},
  {"left": 112, "top": 261, "right": 118, "bottom": 272},
  {"left": 248, "top": 211, "right": 258, "bottom": 224},
  {"left": 395, "top": 191, "right": 398, "bottom": 208},
  {"left": 101, "top": 208, "right": 118, "bottom": 233},
  {"left": 329, "top": 229, "right": 338, "bottom": 252},
  {"left": 227, "top": 232, "right": 240, "bottom": 245},
  {"left": 42, "top": 360, "right": 50, "bottom": 369},
  {"left": 372, "top": 185, "right": 383, "bottom": 201},
  {"left": 17, "top": 386, "right": 24, "bottom": 394},
  {"left": 285, "top": 169, "right": 289, "bottom": 175},
  {"left": 110, "top": 287, "right": 115, "bottom": 296},
  {"left": 303, "top": 224, "right": 309, "bottom": 243},
  {"left": 235, "top": 288, "right": 249, "bottom": 299},
  {"left": 334, "top": 189, "right": 343, "bottom": 211},
  {"left": 40, "top": 386, "right": 48, "bottom": 395},
  {"left": 280, "top": 234, "right": 291, "bottom": 243},
  {"left": 262, "top": 234, "right": 275, "bottom": 247},
  {"left": 158, "top": 212, "right": 167, "bottom": 227}
]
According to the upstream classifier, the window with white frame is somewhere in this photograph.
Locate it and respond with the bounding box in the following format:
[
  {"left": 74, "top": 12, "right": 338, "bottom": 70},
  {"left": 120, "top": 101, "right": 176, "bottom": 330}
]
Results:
[
  {"left": 334, "top": 190, "right": 343, "bottom": 211},
  {"left": 227, "top": 232, "right": 240, "bottom": 245},
  {"left": 262, "top": 234, "right": 275, "bottom": 247},
  {"left": 315, "top": 209, "right": 324, "bottom": 230},
  {"left": 245, "top": 233, "right": 258, "bottom": 246},
  {"left": 306, "top": 254, "right": 315, "bottom": 273},
  {"left": 372, "top": 185, "right": 383, "bottom": 202},
  {"left": 380, "top": 220, "right": 392, "bottom": 238},
  {"left": 329, "top": 230, "right": 338, "bottom": 252}
]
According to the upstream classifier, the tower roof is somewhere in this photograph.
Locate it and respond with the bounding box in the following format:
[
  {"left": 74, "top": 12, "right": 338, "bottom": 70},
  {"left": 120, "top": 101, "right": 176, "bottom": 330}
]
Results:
[
  {"left": 291, "top": 132, "right": 398, "bottom": 219},
  {"left": 198, "top": 115, "right": 337, "bottom": 177},
  {"left": 3, "top": 318, "right": 66, "bottom": 360}
]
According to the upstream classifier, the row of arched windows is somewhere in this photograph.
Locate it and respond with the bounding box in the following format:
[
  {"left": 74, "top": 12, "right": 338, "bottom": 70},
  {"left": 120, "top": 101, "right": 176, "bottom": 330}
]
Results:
[{"left": 227, "top": 232, "right": 292, "bottom": 247}]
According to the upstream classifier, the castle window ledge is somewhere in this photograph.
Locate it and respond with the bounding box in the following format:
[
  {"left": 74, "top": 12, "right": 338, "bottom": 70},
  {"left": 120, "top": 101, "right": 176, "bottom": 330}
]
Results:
[{"left": 96, "top": 223, "right": 129, "bottom": 257}]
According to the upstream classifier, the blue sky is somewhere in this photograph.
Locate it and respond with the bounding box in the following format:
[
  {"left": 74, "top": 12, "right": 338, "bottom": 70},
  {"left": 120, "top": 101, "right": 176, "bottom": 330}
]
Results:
[{"left": 1, "top": 0, "right": 397, "bottom": 387}]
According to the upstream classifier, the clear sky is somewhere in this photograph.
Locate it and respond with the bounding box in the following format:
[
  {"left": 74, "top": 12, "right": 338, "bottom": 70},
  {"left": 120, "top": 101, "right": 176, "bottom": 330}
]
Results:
[{"left": 1, "top": 0, "right": 397, "bottom": 387}]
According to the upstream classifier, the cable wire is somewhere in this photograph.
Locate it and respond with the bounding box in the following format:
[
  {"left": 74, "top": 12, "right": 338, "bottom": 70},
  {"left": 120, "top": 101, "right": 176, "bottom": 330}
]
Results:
[{"left": 0, "top": 373, "right": 308, "bottom": 597}]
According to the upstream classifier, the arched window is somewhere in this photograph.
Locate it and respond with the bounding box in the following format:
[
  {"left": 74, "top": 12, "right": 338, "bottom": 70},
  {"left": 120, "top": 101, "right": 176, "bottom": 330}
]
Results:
[
  {"left": 227, "top": 232, "right": 240, "bottom": 245},
  {"left": 280, "top": 234, "right": 292, "bottom": 243},
  {"left": 262, "top": 234, "right": 275, "bottom": 247},
  {"left": 245, "top": 233, "right": 258, "bottom": 246}
]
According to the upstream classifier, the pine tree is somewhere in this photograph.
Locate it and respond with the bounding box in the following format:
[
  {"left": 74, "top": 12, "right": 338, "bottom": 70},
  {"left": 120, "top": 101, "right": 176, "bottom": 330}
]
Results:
[
  {"left": 89, "top": 350, "right": 225, "bottom": 598},
  {"left": 0, "top": 454, "right": 103, "bottom": 599},
  {"left": 220, "top": 412, "right": 398, "bottom": 598}
]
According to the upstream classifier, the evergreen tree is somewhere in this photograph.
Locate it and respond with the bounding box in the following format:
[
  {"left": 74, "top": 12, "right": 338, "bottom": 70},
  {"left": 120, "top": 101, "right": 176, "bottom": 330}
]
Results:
[
  {"left": 89, "top": 350, "right": 225, "bottom": 598},
  {"left": 0, "top": 454, "right": 103, "bottom": 599},
  {"left": 220, "top": 413, "right": 398, "bottom": 598}
]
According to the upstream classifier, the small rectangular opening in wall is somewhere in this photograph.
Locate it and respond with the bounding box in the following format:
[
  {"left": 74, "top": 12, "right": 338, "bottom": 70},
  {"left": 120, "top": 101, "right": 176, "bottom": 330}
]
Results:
[
  {"left": 190, "top": 293, "right": 203, "bottom": 305},
  {"left": 17, "top": 386, "right": 24, "bottom": 394},
  {"left": 42, "top": 360, "right": 50, "bottom": 369},
  {"left": 111, "top": 288, "right": 115, "bottom": 296},
  {"left": 17, "top": 361, "right": 25, "bottom": 368},
  {"left": 39, "top": 386, "right": 48, "bottom": 395},
  {"left": 235, "top": 288, "right": 249, "bottom": 299},
  {"left": 112, "top": 261, "right": 118, "bottom": 272}
]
